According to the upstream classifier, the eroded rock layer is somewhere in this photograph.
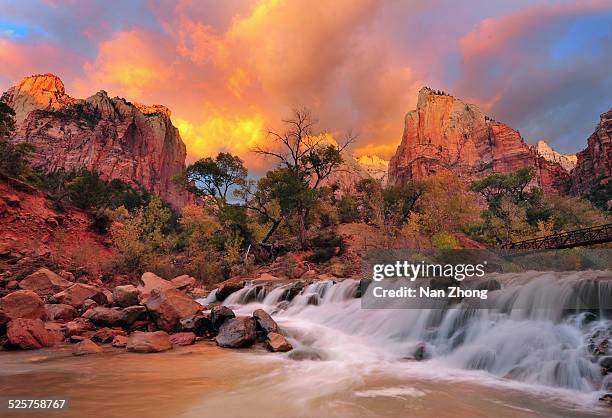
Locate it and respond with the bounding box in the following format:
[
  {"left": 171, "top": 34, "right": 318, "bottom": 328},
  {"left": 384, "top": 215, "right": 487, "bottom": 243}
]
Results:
[
  {"left": 388, "top": 87, "right": 570, "bottom": 194},
  {"left": 1, "top": 73, "right": 191, "bottom": 208}
]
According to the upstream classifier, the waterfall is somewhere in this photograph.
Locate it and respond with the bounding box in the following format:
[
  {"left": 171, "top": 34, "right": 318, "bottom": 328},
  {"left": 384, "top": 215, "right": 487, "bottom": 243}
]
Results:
[{"left": 216, "top": 270, "right": 612, "bottom": 396}]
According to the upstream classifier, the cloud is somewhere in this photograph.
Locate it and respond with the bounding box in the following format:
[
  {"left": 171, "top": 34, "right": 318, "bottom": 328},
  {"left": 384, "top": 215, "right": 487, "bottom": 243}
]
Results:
[
  {"left": 455, "top": 0, "right": 612, "bottom": 152},
  {"left": 1, "top": 0, "right": 611, "bottom": 166},
  {"left": 76, "top": 30, "right": 176, "bottom": 99}
]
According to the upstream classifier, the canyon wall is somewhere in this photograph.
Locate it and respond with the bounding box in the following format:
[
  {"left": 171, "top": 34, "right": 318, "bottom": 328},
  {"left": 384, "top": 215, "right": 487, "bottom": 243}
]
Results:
[
  {"left": 388, "top": 87, "right": 570, "bottom": 194},
  {"left": 571, "top": 108, "right": 612, "bottom": 197},
  {"left": 1, "top": 74, "right": 192, "bottom": 208}
]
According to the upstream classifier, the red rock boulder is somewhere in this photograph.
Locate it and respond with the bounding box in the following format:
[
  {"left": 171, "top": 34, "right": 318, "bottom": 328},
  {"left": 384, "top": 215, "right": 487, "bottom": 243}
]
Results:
[
  {"left": 266, "top": 332, "right": 293, "bottom": 352},
  {"left": 137, "top": 272, "right": 175, "bottom": 304},
  {"left": 6, "top": 318, "right": 54, "bottom": 349},
  {"left": 145, "top": 288, "right": 202, "bottom": 332},
  {"left": 126, "top": 331, "right": 173, "bottom": 353},
  {"left": 50, "top": 283, "right": 107, "bottom": 307},
  {"left": 73, "top": 339, "right": 103, "bottom": 355},
  {"left": 169, "top": 332, "right": 196, "bottom": 346},
  {"left": 0, "top": 290, "right": 46, "bottom": 320},
  {"left": 253, "top": 309, "right": 279, "bottom": 334},
  {"left": 44, "top": 304, "right": 77, "bottom": 322},
  {"left": 18, "top": 268, "right": 73, "bottom": 297},
  {"left": 83, "top": 307, "right": 126, "bottom": 328}
]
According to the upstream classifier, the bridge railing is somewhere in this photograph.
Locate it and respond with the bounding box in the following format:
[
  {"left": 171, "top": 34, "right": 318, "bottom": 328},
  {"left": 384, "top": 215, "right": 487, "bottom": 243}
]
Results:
[{"left": 501, "top": 223, "right": 612, "bottom": 251}]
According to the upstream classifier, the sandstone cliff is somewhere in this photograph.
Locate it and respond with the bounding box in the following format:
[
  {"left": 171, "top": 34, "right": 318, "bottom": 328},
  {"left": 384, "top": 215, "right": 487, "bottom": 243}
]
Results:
[
  {"left": 1, "top": 74, "right": 192, "bottom": 208},
  {"left": 571, "top": 108, "right": 612, "bottom": 196},
  {"left": 388, "top": 87, "right": 570, "bottom": 194},
  {"left": 531, "top": 140, "right": 577, "bottom": 173}
]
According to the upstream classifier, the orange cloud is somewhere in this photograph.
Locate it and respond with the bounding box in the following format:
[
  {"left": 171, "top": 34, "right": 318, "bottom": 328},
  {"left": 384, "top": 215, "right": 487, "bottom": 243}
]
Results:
[{"left": 77, "top": 30, "right": 176, "bottom": 99}]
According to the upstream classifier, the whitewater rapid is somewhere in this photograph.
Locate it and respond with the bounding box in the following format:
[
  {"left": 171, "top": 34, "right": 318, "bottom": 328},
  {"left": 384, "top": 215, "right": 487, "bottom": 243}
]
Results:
[{"left": 205, "top": 270, "right": 611, "bottom": 410}]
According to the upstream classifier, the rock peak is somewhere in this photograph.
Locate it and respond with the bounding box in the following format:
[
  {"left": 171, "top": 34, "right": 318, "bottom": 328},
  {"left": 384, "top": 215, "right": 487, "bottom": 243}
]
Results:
[
  {"left": 17, "top": 73, "right": 65, "bottom": 94},
  {"left": 2, "top": 73, "right": 193, "bottom": 208},
  {"left": 531, "top": 140, "right": 577, "bottom": 172},
  {"left": 389, "top": 89, "right": 571, "bottom": 194},
  {"left": 2, "top": 73, "right": 73, "bottom": 125}
]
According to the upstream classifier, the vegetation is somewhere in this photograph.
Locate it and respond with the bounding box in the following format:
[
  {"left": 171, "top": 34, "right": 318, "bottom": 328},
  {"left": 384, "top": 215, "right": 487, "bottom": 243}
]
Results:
[
  {"left": 2, "top": 98, "right": 609, "bottom": 284},
  {"left": 470, "top": 167, "right": 608, "bottom": 245}
]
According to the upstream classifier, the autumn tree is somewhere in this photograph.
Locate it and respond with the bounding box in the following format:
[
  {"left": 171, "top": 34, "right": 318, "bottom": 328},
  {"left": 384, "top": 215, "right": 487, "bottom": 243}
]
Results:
[{"left": 253, "top": 108, "right": 355, "bottom": 247}]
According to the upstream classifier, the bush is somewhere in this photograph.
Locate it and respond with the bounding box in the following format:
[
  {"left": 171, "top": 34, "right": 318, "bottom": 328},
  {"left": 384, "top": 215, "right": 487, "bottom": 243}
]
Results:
[
  {"left": 431, "top": 232, "right": 459, "bottom": 249},
  {"left": 338, "top": 196, "right": 360, "bottom": 223},
  {"left": 0, "top": 139, "right": 40, "bottom": 184},
  {"left": 306, "top": 234, "right": 345, "bottom": 263}
]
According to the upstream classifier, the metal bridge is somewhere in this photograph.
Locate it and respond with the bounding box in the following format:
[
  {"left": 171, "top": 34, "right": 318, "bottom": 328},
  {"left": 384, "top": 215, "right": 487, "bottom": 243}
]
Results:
[{"left": 501, "top": 223, "right": 612, "bottom": 251}]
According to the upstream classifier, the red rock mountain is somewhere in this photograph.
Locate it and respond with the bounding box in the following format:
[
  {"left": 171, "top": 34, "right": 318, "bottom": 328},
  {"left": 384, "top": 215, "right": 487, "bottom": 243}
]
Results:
[
  {"left": 571, "top": 108, "right": 612, "bottom": 195},
  {"left": 1, "top": 74, "right": 192, "bottom": 208},
  {"left": 388, "top": 87, "right": 570, "bottom": 194}
]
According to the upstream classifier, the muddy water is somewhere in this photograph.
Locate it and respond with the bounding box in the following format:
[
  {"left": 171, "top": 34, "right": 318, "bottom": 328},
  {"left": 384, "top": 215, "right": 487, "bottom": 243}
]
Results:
[{"left": 0, "top": 342, "right": 608, "bottom": 418}]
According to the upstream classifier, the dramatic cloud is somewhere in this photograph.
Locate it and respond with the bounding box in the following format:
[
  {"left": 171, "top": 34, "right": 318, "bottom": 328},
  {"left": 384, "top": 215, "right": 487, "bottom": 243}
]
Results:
[{"left": 0, "top": 0, "right": 610, "bottom": 165}]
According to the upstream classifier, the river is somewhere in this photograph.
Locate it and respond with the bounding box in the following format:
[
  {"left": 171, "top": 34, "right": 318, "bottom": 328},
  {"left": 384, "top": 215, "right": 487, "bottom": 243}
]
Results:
[{"left": 0, "top": 271, "right": 610, "bottom": 417}]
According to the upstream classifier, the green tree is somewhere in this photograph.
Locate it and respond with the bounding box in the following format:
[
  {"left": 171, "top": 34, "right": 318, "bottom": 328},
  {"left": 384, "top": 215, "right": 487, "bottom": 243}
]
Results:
[
  {"left": 253, "top": 108, "right": 355, "bottom": 248},
  {"left": 177, "top": 152, "right": 247, "bottom": 208},
  {"left": 0, "top": 102, "right": 15, "bottom": 139}
]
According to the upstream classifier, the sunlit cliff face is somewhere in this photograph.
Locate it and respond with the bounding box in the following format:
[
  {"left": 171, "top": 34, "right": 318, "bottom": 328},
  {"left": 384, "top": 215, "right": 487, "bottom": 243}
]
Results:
[{"left": 0, "top": 0, "right": 611, "bottom": 169}]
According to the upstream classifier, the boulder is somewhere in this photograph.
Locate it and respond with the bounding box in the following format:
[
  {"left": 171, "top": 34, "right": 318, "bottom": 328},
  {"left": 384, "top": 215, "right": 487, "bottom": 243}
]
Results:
[
  {"left": 83, "top": 307, "right": 126, "bottom": 328},
  {"left": 92, "top": 327, "right": 126, "bottom": 343},
  {"left": 44, "top": 322, "right": 66, "bottom": 345},
  {"left": 73, "top": 339, "right": 103, "bottom": 356},
  {"left": 6, "top": 280, "right": 19, "bottom": 290},
  {"left": 44, "top": 304, "right": 77, "bottom": 321},
  {"left": 6, "top": 318, "right": 54, "bottom": 349},
  {"left": 285, "top": 281, "right": 306, "bottom": 301},
  {"left": 122, "top": 305, "right": 147, "bottom": 326},
  {"left": 171, "top": 275, "right": 196, "bottom": 290},
  {"left": 50, "top": 283, "right": 107, "bottom": 307},
  {"left": 599, "top": 393, "right": 612, "bottom": 406},
  {"left": 215, "top": 317, "right": 256, "bottom": 348},
  {"left": 63, "top": 318, "right": 94, "bottom": 337},
  {"left": 0, "top": 290, "right": 45, "bottom": 320},
  {"left": 179, "top": 314, "right": 212, "bottom": 336},
  {"left": 81, "top": 299, "right": 98, "bottom": 312},
  {"left": 137, "top": 272, "right": 175, "bottom": 304},
  {"left": 111, "top": 335, "right": 128, "bottom": 348},
  {"left": 253, "top": 309, "right": 279, "bottom": 334},
  {"left": 169, "top": 332, "right": 196, "bottom": 346},
  {"left": 126, "top": 331, "right": 172, "bottom": 353},
  {"left": 329, "top": 261, "right": 345, "bottom": 278},
  {"left": 145, "top": 287, "right": 202, "bottom": 332},
  {"left": 601, "top": 356, "right": 612, "bottom": 375},
  {"left": 216, "top": 280, "right": 245, "bottom": 301},
  {"left": 112, "top": 285, "right": 139, "bottom": 308},
  {"left": 210, "top": 305, "right": 235, "bottom": 329},
  {"left": 266, "top": 332, "right": 293, "bottom": 352},
  {"left": 18, "top": 268, "right": 73, "bottom": 297}
]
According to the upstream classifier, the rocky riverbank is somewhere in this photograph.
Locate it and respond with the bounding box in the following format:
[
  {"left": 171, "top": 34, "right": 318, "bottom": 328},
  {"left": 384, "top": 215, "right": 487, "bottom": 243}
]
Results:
[{"left": 0, "top": 268, "right": 293, "bottom": 356}]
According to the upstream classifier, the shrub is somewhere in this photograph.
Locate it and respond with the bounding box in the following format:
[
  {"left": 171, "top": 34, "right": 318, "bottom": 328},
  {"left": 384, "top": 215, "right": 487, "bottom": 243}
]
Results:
[
  {"left": 431, "top": 232, "right": 459, "bottom": 250},
  {"left": 306, "top": 234, "right": 345, "bottom": 263}
]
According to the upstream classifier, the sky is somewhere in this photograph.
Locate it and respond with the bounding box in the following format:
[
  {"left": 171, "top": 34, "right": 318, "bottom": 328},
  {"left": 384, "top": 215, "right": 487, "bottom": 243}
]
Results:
[{"left": 0, "top": 0, "right": 611, "bottom": 169}]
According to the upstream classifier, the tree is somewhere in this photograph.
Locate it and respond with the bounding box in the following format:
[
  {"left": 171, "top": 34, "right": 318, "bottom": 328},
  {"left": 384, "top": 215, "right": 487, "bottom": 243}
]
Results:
[
  {"left": 471, "top": 167, "right": 535, "bottom": 210},
  {"left": 253, "top": 108, "right": 355, "bottom": 247},
  {"left": 110, "top": 196, "right": 175, "bottom": 271},
  {"left": 177, "top": 152, "right": 247, "bottom": 208},
  {"left": 0, "top": 102, "right": 16, "bottom": 139},
  {"left": 0, "top": 102, "right": 40, "bottom": 183}
]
